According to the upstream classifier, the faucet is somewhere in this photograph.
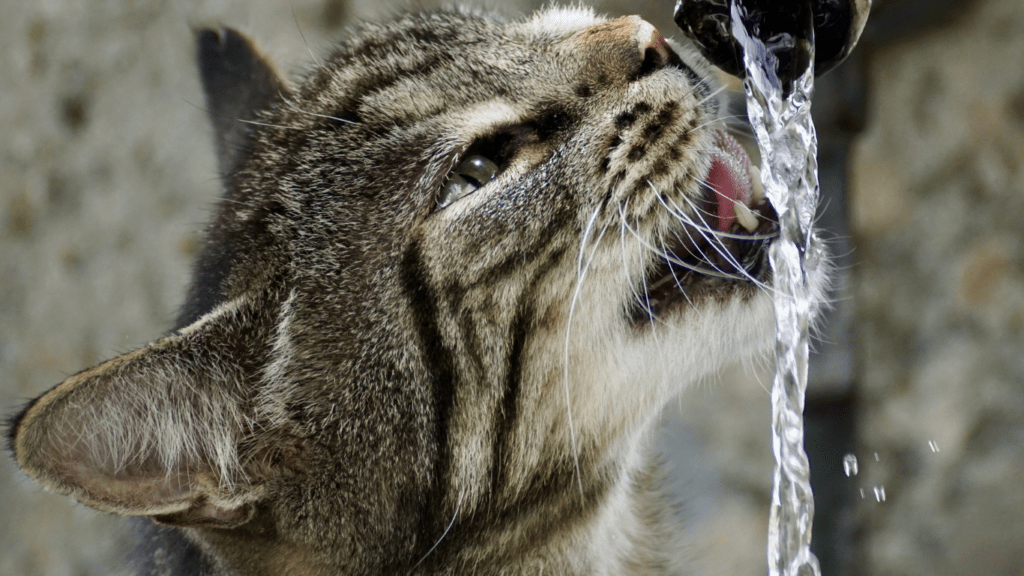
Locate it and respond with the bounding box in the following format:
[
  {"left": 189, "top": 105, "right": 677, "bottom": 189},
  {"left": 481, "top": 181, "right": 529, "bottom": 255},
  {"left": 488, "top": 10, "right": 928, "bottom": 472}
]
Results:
[{"left": 674, "top": 0, "right": 871, "bottom": 89}]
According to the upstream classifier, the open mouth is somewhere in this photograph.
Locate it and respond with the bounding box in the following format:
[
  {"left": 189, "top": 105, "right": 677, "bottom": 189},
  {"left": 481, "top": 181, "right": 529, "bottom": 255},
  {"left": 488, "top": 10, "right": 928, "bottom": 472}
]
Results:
[{"left": 634, "top": 131, "right": 778, "bottom": 322}]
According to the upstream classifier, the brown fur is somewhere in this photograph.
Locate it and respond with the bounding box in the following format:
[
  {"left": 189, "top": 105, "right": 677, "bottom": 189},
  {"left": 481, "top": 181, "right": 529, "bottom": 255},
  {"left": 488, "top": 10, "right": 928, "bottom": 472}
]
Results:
[{"left": 8, "top": 7, "right": 810, "bottom": 575}]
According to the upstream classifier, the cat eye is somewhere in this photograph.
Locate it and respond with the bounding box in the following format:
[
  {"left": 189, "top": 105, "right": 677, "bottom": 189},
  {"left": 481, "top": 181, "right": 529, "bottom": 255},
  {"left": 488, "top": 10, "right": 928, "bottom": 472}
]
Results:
[{"left": 437, "top": 154, "right": 500, "bottom": 209}]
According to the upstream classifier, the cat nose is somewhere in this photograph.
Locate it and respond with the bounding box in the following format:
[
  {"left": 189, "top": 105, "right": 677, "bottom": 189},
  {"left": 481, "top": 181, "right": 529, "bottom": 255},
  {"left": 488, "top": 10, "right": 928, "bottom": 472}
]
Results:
[{"left": 577, "top": 16, "right": 672, "bottom": 80}]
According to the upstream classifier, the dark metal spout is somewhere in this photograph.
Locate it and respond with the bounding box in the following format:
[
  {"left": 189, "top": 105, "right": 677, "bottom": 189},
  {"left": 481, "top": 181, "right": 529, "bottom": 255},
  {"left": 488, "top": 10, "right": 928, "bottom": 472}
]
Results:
[{"left": 673, "top": 0, "right": 870, "bottom": 86}]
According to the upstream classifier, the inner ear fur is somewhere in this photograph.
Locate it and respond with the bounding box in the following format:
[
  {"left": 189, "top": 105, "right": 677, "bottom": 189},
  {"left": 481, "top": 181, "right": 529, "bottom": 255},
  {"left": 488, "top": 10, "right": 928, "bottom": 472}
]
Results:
[{"left": 10, "top": 296, "right": 295, "bottom": 527}]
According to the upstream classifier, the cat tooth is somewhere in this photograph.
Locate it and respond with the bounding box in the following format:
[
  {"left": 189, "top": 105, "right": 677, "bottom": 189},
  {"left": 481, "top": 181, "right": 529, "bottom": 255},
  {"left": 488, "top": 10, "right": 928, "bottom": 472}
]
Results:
[
  {"left": 750, "top": 165, "right": 766, "bottom": 202},
  {"left": 734, "top": 200, "right": 759, "bottom": 232}
]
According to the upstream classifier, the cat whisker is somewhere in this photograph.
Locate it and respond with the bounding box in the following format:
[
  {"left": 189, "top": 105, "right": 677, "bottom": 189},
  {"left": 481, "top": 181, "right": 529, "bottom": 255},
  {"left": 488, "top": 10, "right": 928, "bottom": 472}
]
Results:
[
  {"left": 659, "top": 176, "right": 771, "bottom": 238},
  {"left": 617, "top": 206, "right": 654, "bottom": 322},
  {"left": 576, "top": 207, "right": 603, "bottom": 277},
  {"left": 617, "top": 202, "right": 665, "bottom": 324},
  {"left": 695, "top": 178, "right": 779, "bottom": 227},
  {"left": 282, "top": 100, "right": 357, "bottom": 125},
  {"left": 676, "top": 213, "right": 773, "bottom": 290},
  {"left": 688, "top": 110, "right": 735, "bottom": 136},
  {"left": 664, "top": 187, "right": 776, "bottom": 291},
  {"left": 563, "top": 204, "right": 606, "bottom": 502},
  {"left": 236, "top": 118, "right": 304, "bottom": 131},
  {"left": 292, "top": 8, "right": 325, "bottom": 71},
  {"left": 656, "top": 234, "right": 706, "bottom": 322},
  {"left": 695, "top": 82, "right": 728, "bottom": 109},
  {"left": 619, "top": 198, "right": 751, "bottom": 282},
  {"left": 409, "top": 488, "right": 464, "bottom": 573}
]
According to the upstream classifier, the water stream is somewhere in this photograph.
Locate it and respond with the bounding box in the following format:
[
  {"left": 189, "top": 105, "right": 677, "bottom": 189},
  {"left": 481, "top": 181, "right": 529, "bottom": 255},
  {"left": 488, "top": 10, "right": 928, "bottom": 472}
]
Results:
[{"left": 729, "top": 3, "right": 826, "bottom": 575}]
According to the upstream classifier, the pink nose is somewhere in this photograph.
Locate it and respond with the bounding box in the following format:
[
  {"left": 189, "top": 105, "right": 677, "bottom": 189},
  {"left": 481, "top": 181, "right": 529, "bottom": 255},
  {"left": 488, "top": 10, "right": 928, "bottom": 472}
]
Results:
[
  {"left": 578, "top": 16, "right": 672, "bottom": 79},
  {"left": 581, "top": 17, "right": 669, "bottom": 58}
]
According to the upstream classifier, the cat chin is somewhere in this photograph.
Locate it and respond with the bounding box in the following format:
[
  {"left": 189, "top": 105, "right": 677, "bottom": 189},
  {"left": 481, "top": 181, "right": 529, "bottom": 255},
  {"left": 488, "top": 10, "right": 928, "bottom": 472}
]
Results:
[
  {"left": 654, "top": 237, "right": 830, "bottom": 385},
  {"left": 550, "top": 222, "right": 830, "bottom": 437},
  {"left": 611, "top": 232, "right": 830, "bottom": 412},
  {"left": 632, "top": 289, "right": 776, "bottom": 389}
]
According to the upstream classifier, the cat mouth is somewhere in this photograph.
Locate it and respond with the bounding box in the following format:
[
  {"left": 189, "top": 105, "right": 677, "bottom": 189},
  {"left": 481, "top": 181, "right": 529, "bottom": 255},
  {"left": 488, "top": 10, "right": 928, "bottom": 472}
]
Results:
[{"left": 633, "top": 131, "right": 777, "bottom": 322}]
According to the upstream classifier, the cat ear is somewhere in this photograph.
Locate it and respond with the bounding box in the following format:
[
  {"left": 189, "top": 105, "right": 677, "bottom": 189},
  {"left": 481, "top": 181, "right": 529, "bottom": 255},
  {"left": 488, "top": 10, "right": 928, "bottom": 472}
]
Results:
[
  {"left": 10, "top": 295, "right": 297, "bottom": 528},
  {"left": 196, "top": 27, "right": 290, "bottom": 176}
]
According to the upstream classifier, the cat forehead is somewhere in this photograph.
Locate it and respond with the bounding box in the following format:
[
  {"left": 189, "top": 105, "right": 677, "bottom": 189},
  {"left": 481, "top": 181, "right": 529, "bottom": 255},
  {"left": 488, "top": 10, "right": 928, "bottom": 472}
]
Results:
[
  {"left": 286, "top": 9, "right": 605, "bottom": 130},
  {"left": 517, "top": 6, "right": 607, "bottom": 38},
  {"left": 343, "top": 6, "right": 610, "bottom": 64}
]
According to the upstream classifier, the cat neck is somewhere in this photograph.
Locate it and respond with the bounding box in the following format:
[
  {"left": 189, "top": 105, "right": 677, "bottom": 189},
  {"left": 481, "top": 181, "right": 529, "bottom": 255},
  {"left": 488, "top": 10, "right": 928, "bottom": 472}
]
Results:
[{"left": 413, "top": 423, "right": 688, "bottom": 574}]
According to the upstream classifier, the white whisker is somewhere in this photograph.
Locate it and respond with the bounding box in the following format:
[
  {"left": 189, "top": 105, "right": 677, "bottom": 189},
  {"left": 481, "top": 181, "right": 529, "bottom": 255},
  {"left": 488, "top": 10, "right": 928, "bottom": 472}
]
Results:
[
  {"left": 409, "top": 488, "right": 464, "bottom": 572},
  {"left": 236, "top": 118, "right": 303, "bottom": 131},
  {"left": 282, "top": 100, "right": 357, "bottom": 125},
  {"left": 617, "top": 200, "right": 749, "bottom": 281},
  {"left": 563, "top": 204, "right": 607, "bottom": 502},
  {"left": 663, "top": 185, "right": 778, "bottom": 291},
  {"left": 656, "top": 234, "right": 706, "bottom": 322},
  {"left": 292, "top": 9, "right": 324, "bottom": 71},
  {"left": 616, "top": 201, "right": 660, "bottom": 324}
]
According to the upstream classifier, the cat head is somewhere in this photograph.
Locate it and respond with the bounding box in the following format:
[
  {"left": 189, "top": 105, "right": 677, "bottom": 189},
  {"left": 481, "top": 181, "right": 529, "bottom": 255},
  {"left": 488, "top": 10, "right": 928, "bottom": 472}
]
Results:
[{"left": 10, "top": 7, "right": 818, "bottom": 573}]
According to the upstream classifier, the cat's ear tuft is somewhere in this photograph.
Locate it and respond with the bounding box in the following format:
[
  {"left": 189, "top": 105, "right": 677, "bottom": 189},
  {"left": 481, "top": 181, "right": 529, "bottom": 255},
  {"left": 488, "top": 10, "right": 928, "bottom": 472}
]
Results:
[
  {"left": 9, "top": 296, "right": 298, "bottom": 528},
  {"left": 196, "top": 27, "right": 290, "bottom": 176}
]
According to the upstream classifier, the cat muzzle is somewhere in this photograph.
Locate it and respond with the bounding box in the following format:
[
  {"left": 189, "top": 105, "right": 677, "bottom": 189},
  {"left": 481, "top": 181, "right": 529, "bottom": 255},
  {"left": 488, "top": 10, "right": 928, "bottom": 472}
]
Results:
[{"left": 635, "top": 130, "right": 776, "bottom": 322}]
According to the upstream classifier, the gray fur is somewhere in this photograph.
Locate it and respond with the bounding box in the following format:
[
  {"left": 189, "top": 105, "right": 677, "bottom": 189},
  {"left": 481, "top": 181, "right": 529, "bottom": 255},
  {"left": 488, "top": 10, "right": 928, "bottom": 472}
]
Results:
[{"left": 9, "top": 6, "right": 828, "bottom": 575}]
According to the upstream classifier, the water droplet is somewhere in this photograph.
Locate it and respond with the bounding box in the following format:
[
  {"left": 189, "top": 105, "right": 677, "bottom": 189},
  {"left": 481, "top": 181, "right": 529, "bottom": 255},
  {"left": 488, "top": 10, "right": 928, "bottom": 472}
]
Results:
[
  {"left": 859, "top": 488, "right": 865, "bottom": 499},
  {"left": 874, "top": 452, "right": 880, "bottom": 462},
  {"left": 928, "top": 440, "right": 940, "bottom": 452},
  {"left": 873, "top": 485, "right": 886, "bottom": 502},
  {"left": 842, "top": 453, "right": 858, "bottom": 477}
]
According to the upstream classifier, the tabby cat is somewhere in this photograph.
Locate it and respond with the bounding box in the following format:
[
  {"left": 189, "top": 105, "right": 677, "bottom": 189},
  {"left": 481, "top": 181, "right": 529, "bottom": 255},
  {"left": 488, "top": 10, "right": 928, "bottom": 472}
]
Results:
[{"left": 9, "top": 6, "right": 828, "bottom": 575}]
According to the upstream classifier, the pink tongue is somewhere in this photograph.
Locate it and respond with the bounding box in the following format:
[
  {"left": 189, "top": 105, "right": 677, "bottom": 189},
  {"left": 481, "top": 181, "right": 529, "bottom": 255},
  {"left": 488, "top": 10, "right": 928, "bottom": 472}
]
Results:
[
  {"left": 706, "top": 158, "right": 743, "bottom": 232},
  {"left": 705, "top": 132, "right": 754, "bottom": 232}
]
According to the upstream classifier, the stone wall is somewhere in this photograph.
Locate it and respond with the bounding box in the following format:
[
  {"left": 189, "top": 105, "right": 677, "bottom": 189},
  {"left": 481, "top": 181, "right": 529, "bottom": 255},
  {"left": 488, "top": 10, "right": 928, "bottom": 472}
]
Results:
[{"left": 850, "top": 0, "right": 1024, "bottom": 573}]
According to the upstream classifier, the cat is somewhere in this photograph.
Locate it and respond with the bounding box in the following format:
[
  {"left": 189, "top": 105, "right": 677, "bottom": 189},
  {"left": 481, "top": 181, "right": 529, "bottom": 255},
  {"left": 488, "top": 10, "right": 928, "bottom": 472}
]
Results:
[{"left": 9, "top": 5, "right": 828, "bottom": 575}]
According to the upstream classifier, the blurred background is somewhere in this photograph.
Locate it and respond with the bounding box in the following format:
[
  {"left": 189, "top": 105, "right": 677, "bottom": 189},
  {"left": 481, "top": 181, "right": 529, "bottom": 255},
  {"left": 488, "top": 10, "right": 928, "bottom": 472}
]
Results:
[{"left": 2, "top": 0, "right": 1022, "bottom": 574}]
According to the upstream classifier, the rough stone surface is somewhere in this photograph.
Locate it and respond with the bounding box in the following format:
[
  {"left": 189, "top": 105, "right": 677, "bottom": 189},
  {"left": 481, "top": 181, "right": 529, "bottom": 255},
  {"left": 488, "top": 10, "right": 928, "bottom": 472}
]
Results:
[{"left": 850, "top": 0, "right": 1024, "bottom": 573}]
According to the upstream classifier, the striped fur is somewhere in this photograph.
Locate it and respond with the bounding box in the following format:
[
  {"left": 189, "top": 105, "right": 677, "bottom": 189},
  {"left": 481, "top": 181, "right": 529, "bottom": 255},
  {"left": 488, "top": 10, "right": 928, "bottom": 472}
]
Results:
[{"left": 9, "top": 6, "right": 828, "bottom": 575}]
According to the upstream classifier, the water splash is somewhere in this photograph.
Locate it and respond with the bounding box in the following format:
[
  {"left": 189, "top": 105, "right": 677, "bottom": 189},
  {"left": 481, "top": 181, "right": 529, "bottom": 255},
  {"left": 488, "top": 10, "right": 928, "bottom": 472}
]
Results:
[
  {"left": 873, "top": 485, "right": 886, "bottom": 502},
  {"left": 842, "top": 454, "right": 858, "bottom": 477},
  {"left": 728, "top": 2, "right": 824, "bottom": 575}
]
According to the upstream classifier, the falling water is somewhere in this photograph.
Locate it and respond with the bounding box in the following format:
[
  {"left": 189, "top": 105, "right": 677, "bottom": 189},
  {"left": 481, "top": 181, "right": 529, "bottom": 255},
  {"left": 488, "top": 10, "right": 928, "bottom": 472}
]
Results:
[{"left": 729, "top": 2, "right": 825, "bottom": 575}]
